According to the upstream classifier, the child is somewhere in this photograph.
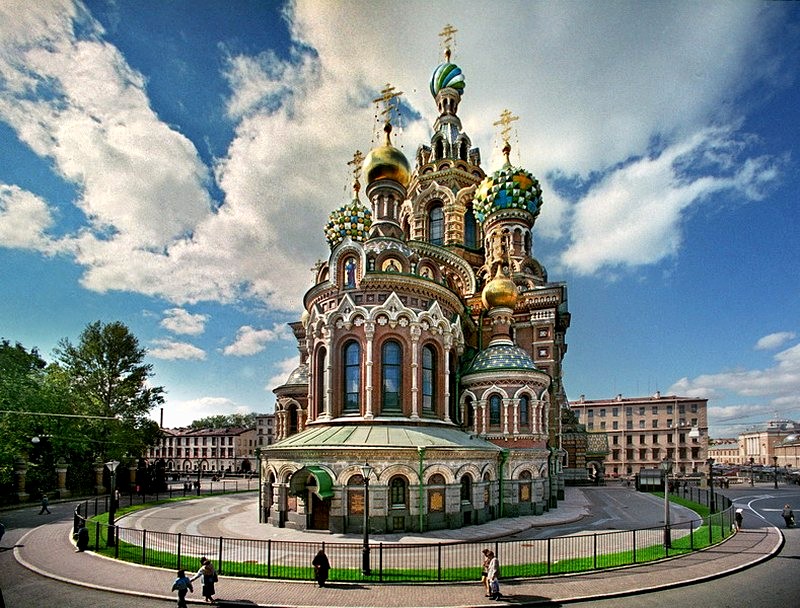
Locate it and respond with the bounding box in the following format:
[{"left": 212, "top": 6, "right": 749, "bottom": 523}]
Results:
[{"left": 171, "top": 569, "right": 193, "bottom": 608}]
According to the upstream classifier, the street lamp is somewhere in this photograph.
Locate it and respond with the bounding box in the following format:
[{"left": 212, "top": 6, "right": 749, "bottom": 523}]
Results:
[
  {"left": 360, "top": 462, "right": 373, "bottom": 576},
  {"left": 749, "top": 457, "right": 755, "bottom": 487},
  {"left": 105, "top": 460, "right": 120, "bottom": 547},
  {"left": 660, "top": 458, "right": 673, "bottom": 549},
  {"left": 706, "top": 457, "right": 716, "bottom": 513},
  {"left": 773, "top": 455, "right": 778, "bottom": 490}
]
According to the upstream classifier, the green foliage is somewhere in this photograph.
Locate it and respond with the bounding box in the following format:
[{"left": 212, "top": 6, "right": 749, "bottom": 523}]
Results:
[{"left": 190, "top": 413, "right": 256, "bottom": 430}]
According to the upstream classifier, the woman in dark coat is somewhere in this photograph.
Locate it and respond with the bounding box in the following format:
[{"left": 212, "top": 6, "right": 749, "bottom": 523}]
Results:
[
  {"left": 312, "top": 548, "right": 331, "bottom": 587},
  {"left": 190, "top": 557, "right": 217, "bottom": 603}
]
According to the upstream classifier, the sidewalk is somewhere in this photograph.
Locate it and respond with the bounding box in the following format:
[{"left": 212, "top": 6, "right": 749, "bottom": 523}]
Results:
[{"left": 14, "top": 490, "right": 783, "bottom": 608}]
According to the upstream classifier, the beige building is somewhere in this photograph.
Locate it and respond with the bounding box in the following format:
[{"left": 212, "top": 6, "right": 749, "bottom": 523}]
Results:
[
  {"left": 147, "top": 427, "right": 257, "bottom": 473},
  {"left": 570, "top": 393, "right": 709, "bottom": 477},
  {"left": 707, "top": 440, "right": 739, "bottom": 464},
  {"left": 255, "top": 413, "right": 276, "bottom": 448},
  {"left": 739, "top": 419, "right": 799, "bottom": 466}
]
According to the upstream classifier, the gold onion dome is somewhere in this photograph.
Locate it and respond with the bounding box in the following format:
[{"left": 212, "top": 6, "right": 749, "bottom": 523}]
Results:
[
  {"left": 362, "top": 122, "right": 411, "bottom": 188},
  {"left": 481, "top": 267, "right": 518, "bottom": 310}
]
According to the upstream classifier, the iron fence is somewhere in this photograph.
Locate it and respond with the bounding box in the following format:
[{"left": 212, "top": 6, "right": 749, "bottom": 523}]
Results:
[{"left": 75, "top": 489, "right": 733, "bottom": 584}]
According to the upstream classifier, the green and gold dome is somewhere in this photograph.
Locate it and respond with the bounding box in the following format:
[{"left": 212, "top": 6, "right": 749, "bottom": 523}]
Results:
[
  {"left": 473, "top": 145, "right": 543, "bottom": 224},
  {"left": 324, "top": 193, "right": 373, "bottom": 248}
]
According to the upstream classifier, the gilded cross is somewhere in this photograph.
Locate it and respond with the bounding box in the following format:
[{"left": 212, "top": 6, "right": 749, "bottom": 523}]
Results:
[
  {"left": 373, "top": 83, "right": 404, "bottom": 124},
  {"left": 493, "top": 109, "right": 519, "bottom": 145},
  {"left": 348, "top": 150, "right": 364, "bottom": 183},
  {"left": 439, "top": 24, "right": 458, "bottom": 61}
]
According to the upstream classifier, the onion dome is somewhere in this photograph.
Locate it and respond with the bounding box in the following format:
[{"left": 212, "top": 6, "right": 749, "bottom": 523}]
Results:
[
  {"left": 430, "top": 62, "right": 465, "bottom": 97},
  {"left": 324, "top": 187, "right": 373, "bottom": 248},
  {"left": 283, "top": 363, "right": 308, "bottom": 386},
  {"left": 473, "top": 144, "right": 543, "bottom": 224},
  {"left": 362, "top": 122, "right": 411, "bottom": 188},
  {"left": 481, "top": 267, "right": 518, "bottom": 310}
]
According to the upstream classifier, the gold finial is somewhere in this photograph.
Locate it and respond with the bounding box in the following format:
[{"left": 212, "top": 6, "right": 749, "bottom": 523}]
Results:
[
  {"left": 493, "top": 109, "right": 519, "bottom": 164},
  {"left": 348, "top": 150, "right": 364, "bottom": 193},
  {"left": 439, "top": 24, "right": 458, "bottom": 62}
]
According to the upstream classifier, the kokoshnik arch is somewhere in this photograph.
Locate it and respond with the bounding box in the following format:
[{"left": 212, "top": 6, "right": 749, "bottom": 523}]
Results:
[{"left": 260, "top": 29, "right": 571, "bottom": 534}]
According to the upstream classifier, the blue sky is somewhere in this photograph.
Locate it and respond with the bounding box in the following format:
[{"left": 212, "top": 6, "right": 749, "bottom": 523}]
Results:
[{"left": 1, "top": 1, "right": 798, "bottom": 437}]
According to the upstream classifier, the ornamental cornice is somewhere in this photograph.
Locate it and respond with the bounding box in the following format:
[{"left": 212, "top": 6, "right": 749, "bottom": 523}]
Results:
[
  {"left": 363, "top": 238, "right": 413, "bottom": 258},
  {"left": 461, "top": 372, "right": 551, "bottom": 391},
  {"left": 408, "top": 241, "right": 477, "bottom": 294},
  {"left": 358, "top": 274, "right": 465, "bottom": 313}
]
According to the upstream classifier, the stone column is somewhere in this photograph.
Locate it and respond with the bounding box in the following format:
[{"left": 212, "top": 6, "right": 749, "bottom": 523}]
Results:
[
  {"left": 14, "top": 458, "right": 29, "bottom": 503},
  {"left": 409, "top": 324, "right": 421, "bottom": 419},
  {"left": 364, "top": 322, "right": 375, "bottom": 418},
  {"left": 94, "top": 459, "right": 106, "bottom": 494},
  {"left": 55, "top": 457, "right": 70, "bottom": 498}
]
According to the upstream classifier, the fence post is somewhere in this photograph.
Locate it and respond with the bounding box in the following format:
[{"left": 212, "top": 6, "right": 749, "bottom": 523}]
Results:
[
  {"left": 218, "top": 536, "right": 224, "bottom": 575},
  {"left": 592, "top": 533, "right": 597, "bottom": 569},
  {"left": 689, "top": 519, "right": 694, "bottom": 551},
  {"left": 177, "top": 533, "right": 182, "bottom": 570},
  {"left": 632, "top": 529, "right": 637, "bottom": 564},
  {"left": 379, "top": 542, "right": 384, "bottom": 582},
  {"left": 267, "top": 539, "right": 271, "bottom": 579},
  {"left": 547, "top": 537, "right": 551, "bottom": 574},
  {"left": 94, "top": 521, "right": 100, "bottom": 551},
  {"left": 437, "top": 543, "right": 442, "bottom": 582},
  {"left": 141, "top": 529, "right": 146, "bottom": 563}
]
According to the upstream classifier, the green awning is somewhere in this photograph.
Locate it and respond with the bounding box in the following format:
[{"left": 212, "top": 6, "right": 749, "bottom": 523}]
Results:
[{"left": 290, "top": 466, "right": 334, "bottom": 500}]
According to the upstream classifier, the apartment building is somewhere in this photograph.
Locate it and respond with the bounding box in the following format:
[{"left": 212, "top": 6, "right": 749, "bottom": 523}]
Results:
[
  {"left": 146, "top": 426, "right": 257, "bottom": 473},
  {"left": 254, "top": 413, "right": 276, "bottom": 448},
  {"left": 570, "top": 393, "right": 709, "bottom": 477}
]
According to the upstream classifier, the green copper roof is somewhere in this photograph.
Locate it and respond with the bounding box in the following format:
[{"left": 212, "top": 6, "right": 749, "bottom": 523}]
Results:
[
  {"left": 269, "top": 424, "right": 499, "bottom": 451},
  {"left": 462, "top": 343, "right": 539, "bottom": 376}
]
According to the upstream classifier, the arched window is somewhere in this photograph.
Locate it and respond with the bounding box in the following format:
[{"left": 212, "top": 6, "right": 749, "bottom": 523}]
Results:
[
  {"left": 434, "top": 139, "right": 444, "bottom": 159},
  {"left": 519, "top": 395, "right": 530, "bottom": 429},
  {"left": 381, "top": 340, "right": 402, "bottom": 413},
  {"left": 429, "top": 204, "right": 444, "bottom": 245},
  {"left": 459, "top": 140, "right": 468, "bottom": 161},
  {"left": 390, "top": 477, "right": 407, "bottom": 507},
  {"left": 343, "top": 341, "right": 361, "bottom": 413},
  {"left": 429, "top": 473, "right": 445, "bottom": 485},
  {"left": 489, "top": 394, "right": 502, "bottom": 427},
  {"left": 464, "top": 207, "right": 477, "bottom": 248},
  {"left": 315, "top": 347, "right": 327, "bottom": 418},
  {"left": 460, "top": 474, "right": 472, "bottom": 502},
  {"left": 465, "top": 396, "right": 474, "bottom": 429},
  {"left": 422, "top": 344, "right": 436, "bottom": 414}
]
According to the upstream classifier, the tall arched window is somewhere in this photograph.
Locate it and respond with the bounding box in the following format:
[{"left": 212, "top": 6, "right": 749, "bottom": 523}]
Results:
[
  {"left": 315, "top": 347, "right": 327, "bottom": 418},
  {"left": 465, "top": 396, "right": 474, "bottom": 429},
  {"left": 429, "top": 204, "right": 444, "bottom": 245},
  {"left": 381, "top": 340, "right": 402, "bottom": 413},
  {"left": 390, "top": 476, "right": 407, "bottom": 507},
  {"left": 422, "top": 344, "right": 436, "bottom": 414},
  {"left": 460, "top": 474, "right": 472, "bottom": 502},
  {"left": 489, "top": 394, "right": 502, "bottom": 427},
  {"left": 343, "top": 341, "right": 361, "bottom": 413},
  {"left": 464, "top": 207, "right": 477, "bottom": 248},
  {"left": 519, "top": 395, "right": 530, "bottom": 429}
]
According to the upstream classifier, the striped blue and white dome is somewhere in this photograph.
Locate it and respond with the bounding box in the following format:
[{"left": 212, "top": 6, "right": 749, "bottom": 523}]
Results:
[{"left": 430, "top": 62, "right": 465, "bottom": 97}]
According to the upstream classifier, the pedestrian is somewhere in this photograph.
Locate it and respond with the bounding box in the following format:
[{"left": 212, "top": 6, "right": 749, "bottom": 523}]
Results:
[
  {"left": 38, "top": 494, "right": 51, "bottom": 514},
  {"left": 190, "top": 557, "right": 217, "bottom": 603},
  {"left": 480, "top": 548, "right": 492, "bottom": 597},
  {"left": 487, "top": 550, "right": 502, "bottom": 600},
  {"left": 74, "top": 524, "right": 89, "bottom": 552},
  {"left": 735, "top": 508, "right": 744, "bottom": 531},
  {"left": 171, "top": 569, "right": 193, "bottom": 608},
  {"left": 781, "top": 504, "right": 795, "bottom": 528},
  {"left": 312, "top": 548, "right": 331, "bottom": 587}
]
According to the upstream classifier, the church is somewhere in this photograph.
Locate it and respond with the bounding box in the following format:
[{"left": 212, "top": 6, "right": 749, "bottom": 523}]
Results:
[{"left": 260, "top": 28, "right": 571, "bottom": 534}]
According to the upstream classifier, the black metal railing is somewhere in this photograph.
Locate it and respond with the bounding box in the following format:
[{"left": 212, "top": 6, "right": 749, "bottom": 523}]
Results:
[{"left": 74, "top": 488, "right": 733, "bottom": 584}]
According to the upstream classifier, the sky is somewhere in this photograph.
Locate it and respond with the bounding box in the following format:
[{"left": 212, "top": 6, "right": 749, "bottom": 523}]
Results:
[{"left": 1, "top": 1, "right": 799, "bottom": 438}]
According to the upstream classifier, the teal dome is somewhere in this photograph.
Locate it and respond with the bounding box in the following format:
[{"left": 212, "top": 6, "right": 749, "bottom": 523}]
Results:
[
  {"left": 430, "top": 62, "right": 465, "bottom": 97},
  {"left": 473, "top": 163, "right": 543, "bottom": 224},
  {"left": 462, "top": 343, "right": 538, "bottom": 376},
  {"left": 325, "top": 198, "right": 372, "bottom": 248}
]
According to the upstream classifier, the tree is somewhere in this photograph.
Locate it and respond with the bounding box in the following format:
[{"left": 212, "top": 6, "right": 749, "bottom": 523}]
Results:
[
  {"left": 190, "top": 412, "right": 256, "bottom": 430},
  {"left": 54, "top": 321, "right": 165, "bottom": 462}
]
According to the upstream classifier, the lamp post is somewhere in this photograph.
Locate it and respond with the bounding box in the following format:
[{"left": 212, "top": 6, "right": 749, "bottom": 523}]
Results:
[
  {"left": 360, "top": 462, "right": 373, "bottom": 576},
  {"left": 105, "top": 460, "right": 120, "bottom": 547},
  {"left": 660, "top": 458, "right": 673, "bottom": 549},
  {"left": 749, "top": 457, "right": 755, "bottom": 487},
  {"left": 706, "top": 457, "right": 715, "bottom": 513},
  {"left": 773, "top": 455, "right": 778, "bottom": 490}
]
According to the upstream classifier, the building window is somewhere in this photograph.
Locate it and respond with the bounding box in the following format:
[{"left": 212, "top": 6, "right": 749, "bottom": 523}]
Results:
[
  {"left": 381, "top": 340, "right": 402, "bottom": 413},
  {"left": 464, "top": 207, "right": 477, "bottom": 248},
  {"left": 460, "top": 475, "right": 472, "bottom": 502},
  {"left": 626, "top": 407, "right": 633, "bottom": 416},
  {"left": 489, "top": 394, "right": 502, "bottom": 427},
  {"left": 638, "top": 407, "right": 645, "bottom": 415},
  {"left": 612, "top": 408, "right": 619, "bottom": 417},
  {"left": 390, "top": 477, "right": 407, "bottom": 507},
  {"left": 639, "top": 420, "right": 646, "bottom": 429},
  {"left": 422, "top": 344, "right": 436, "bottom": 413},
  {"left": 599, "top": 408, "right": 606, "bottom": 417},
  {"left": 652, "top": 420, "right": 658, "bottom": 428},
  {"left": 600, "top": 421, "right": 606, "bottom": 430},
  {"left": 626, "top": 420, "right": 633, "bottom": 430},
  {"left": 519, "top": 396, "right": 529, "bottom": 428},
  {"left": 652, "top": 406, "right": 658, "bottom": 414},
  {"left": 343, "top": 341, "right": 361, "bottom": 413},
  {"left": 613, "top": 421, "right": 619, "bottom": 430},
  {"left": 315, "top": 347, "right": 327, "bottom": 417},
  {"left": 429, "top": 204, "right": 444, "bottom": 245}
]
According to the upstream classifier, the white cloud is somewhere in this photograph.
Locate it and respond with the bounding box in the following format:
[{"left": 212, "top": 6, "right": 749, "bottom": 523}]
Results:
[
  {"left": 755, "top": 332, "right": 796, "bottom": 351},
  {"left": 0, "top": 184, "right": 58, "bottom": 251},
  {"left": 157, "top": 396, "right": 245, "bottom": 428},
  {"left": 560, "top": 128, "right": 779, "bottom": 275},
  {"left": 266, "top": 355, "right": 301, "bottom": 392},
  {"left": 160, "top": 308, "right": 209, "bottom": 336},
  {"left": 222, "top": 324, "right": 292, "bottom": 356},
  {"left": 149, "top": 339, "right": 206, "bottom": 361}
]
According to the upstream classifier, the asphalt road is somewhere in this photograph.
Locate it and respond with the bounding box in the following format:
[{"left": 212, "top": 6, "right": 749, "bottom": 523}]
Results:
[{"left": 1, "top": 484, "right": 798, "bottom": 608}]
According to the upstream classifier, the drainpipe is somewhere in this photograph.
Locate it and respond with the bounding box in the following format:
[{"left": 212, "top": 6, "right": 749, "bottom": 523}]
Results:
[
  {"left": 498, "top": 449, "right": 509, "bottom": 518},
  {"left": 417, "top": 446, "right": 426, "bottom": 532}
]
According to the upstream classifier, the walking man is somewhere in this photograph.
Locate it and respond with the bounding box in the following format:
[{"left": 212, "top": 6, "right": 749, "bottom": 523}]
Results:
[{"left": 38, "top": 494, "right": 51, "bottom": 515}]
